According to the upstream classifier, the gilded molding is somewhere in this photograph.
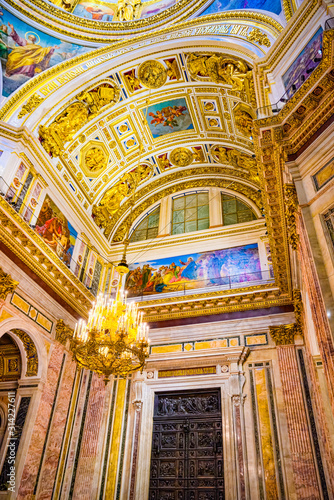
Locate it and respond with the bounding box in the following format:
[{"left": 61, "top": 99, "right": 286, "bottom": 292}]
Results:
[
  {"left": 55, "top": 319, "right": 74, "bottom": 346},
  {"left": 11, "top": 329, "right": 38, "bottom": 376},
  {"left": 2, "top": 0, "right": 282, "bottom": 39},
  {"left": 0, "top": 201, "right": 93, "bottom": 317},
  {"left": 0, "top": 267, "right": 19, "bottom": 301},
  {"left": 143, "top": 291, "right": 291, "bottom": 322}
]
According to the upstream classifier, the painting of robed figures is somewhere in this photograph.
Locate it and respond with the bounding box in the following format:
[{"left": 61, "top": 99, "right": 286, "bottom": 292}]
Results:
[
  {"left": 0, "top": 7, "right": 91, "bottom": 97},
  {"left": 35, "top": 195, "right": 77, "bottom": 267},
  {"left": 126, "top": 244, "right": 261, "bottom": 296}
]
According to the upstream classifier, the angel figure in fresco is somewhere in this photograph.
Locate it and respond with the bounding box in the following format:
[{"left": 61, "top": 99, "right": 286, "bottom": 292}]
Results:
[{"left": 5, "top": 23, "right": 59, "bottom": 78}]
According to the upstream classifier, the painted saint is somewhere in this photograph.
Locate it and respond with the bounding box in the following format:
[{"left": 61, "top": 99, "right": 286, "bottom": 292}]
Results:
[{"left": 5, "top": 23, "right": 58, "bottom": 78}]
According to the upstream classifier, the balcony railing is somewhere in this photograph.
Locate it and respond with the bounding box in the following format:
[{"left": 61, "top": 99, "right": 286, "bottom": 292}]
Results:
[
  {"left": 127, "top": 269, "right": 275, "bottom": 302},
  {"left": 0, "top": 176, "right": 108, "bottom": 297},
  {"left": 256, "top": 19, "right": 334, "bottom": 119}
]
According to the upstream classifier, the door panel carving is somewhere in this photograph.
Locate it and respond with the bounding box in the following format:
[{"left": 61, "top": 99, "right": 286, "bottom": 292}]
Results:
[{"left": 149, "top": 389, "right": 224, "bottom": 500}]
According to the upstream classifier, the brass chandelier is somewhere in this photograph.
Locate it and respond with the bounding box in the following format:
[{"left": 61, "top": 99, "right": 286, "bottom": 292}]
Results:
[{"left": 72, "top": 283, "right": 149, "bottom": 384}]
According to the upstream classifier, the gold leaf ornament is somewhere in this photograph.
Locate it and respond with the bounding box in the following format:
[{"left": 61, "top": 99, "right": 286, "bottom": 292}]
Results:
[
  {"left": 170, "top": 147, "right": 194, "bottom": 167},
  {"left": 138, "top": 60, "right": 167, "bottom": 89}
]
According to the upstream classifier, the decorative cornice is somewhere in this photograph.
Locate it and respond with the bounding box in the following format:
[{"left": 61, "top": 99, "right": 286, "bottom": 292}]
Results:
[
  {"left": 143, "top": 289, "right": 291, "bottom": 322},
  {"left": 0, "top": 200, "right": 93, "bottom": 317},
  {"left": 0, "top": 267, "right": 19, "bottom": 301}
]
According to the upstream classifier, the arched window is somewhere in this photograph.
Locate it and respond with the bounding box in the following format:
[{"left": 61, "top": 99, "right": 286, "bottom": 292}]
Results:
[
  {"left": 221, "top": 193, "right": 257, "bottom": 226},
  {"left": 130, "top": 206, "right": 160, "bottom": 242},
  {"left": 172, "top": 191, "right": 209, "bottom": 235}
]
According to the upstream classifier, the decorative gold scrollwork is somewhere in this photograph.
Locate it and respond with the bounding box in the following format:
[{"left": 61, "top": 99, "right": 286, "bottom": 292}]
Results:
[
  {"left": 92, "top": 163, "right": 153, "bottom": 229},
  {"left": 0, "top": 267, "right": 19, "bottom": 301},
  {"left": 11, "top": 329, "right": 38, "bottom": 376},
  {"left": 55, "top": 319, "right": 74, "bottom": 346},
  {"left": 18, "top": 93, "right": 45, "bottom": 118},
  {"left": 39, "top": 79, "right": 120, "bottom": 157},
  {"left": 284, "top": 183, "right": 299, "bottom": 250}
]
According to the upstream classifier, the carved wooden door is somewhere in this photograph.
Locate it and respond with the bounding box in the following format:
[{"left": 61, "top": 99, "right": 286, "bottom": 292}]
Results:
[{"left": 149, "top": 389, "right": 224, "bottom": 500}]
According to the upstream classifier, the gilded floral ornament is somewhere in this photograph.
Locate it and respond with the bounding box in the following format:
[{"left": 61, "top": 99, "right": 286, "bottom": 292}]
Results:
[
  {"left": 138, "top": 60, "right": 167, "bottom": 89},
  {"left": 247, "top": 28, "right": 271, "bottom": 47},
  {"left": 11, "top": 329, "right": 38, "bottom": 376},
  {"left": 55, "top": 319, "right": 74, "bottom": 346},
  {"left": 0, "top": 267, "right": 18, "bottom": 301},
  {"left": 284, "top": 184, "right": 299, "bottom": 250},
  {"left": 170, "top": 147, "right": 194, "bottom": 167},
  {"left": 293, "top": 289, "right": 303, "bottom": 336},
  {"left": 18, "top": 93, "right": 45, "bottom": 119}
]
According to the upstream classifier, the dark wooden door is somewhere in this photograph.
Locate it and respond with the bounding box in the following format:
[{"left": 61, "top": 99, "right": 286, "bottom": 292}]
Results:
[{"left": 149, "top": 389, "right": 224, "bottom": 500}]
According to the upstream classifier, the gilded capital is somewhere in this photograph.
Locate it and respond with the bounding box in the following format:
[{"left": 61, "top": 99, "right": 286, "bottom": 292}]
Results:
[
  {"left": 55, "top": 319, "right": 74, "bottom": 346},
  {"left": 0, "top": 267, "right": 19, "bottom": 301},
  {"left": 269, "top": 324, "right": 296, "bottom": 345}
]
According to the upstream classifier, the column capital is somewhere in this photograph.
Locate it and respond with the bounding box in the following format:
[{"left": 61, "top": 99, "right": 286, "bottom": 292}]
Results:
[{"left": 269, "top": 323, "right": 296, "bottom": 345}]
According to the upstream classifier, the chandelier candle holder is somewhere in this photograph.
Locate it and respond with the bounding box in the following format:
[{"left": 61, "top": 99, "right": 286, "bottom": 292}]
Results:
[{"left": 72, "top": 291, "right": 149, "bottom": 384}]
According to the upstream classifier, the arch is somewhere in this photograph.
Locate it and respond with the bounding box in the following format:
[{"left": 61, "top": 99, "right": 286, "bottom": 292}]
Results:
[
  {"left": 0, "top": 318, "right": 48, "bottom": 381},
  {"left": 111, "top": 175, "right": 261, "bottom": 241}
]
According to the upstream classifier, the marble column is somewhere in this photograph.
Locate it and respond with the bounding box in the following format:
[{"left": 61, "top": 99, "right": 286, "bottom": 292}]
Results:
[
  {"left": 129, "top": 377, "right": 144, "bottom": 500},
  {"left": 36, "top": 354, "right": 76, "bottom": 500},
  {"left": 17, "top": 343, "right": 65, "bottom": 499},
  {"left": 276, "top": 344, "right": 321, "bottom": 499},
  {"left": 71, "top": 373, "right": 107, "bottom": 499}
]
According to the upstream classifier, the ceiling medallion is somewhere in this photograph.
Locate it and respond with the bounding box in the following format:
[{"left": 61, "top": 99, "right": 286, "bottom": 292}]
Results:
[
  {"left": 170, "top": 147, "right": 194, "bottom": 167},
  {"left": 138, "top": 60, "right": 167, "bottom": 89}
]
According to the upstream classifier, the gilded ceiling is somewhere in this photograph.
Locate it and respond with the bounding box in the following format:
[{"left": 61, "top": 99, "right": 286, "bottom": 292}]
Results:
[{"left": 30, "top": 49, "right": 261, "bottom": 242}]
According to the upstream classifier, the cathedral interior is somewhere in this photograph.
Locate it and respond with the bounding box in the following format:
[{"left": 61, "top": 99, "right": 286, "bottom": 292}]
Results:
[{"left": 0, "top": 0, "right": 334, "bottom": 498}]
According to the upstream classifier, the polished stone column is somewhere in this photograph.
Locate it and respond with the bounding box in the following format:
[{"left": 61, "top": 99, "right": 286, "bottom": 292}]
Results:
[
  {"left": 275, "top": 341, "right": 321, "bottom": 499},
  {"left": 17, "top": 343, "right": 66, "bottom": 499}
]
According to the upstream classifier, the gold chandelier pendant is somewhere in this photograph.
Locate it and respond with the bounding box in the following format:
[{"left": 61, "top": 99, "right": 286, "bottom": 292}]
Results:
[{"left": 71, "top": 289, "right": 149, "bottom": 384}]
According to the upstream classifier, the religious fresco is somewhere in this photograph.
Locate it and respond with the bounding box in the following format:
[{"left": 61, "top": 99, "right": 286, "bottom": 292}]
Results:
[
  {"left": 199, "top": 0, "right": 282, "bottom": 17},
  {"left": 144, "top": 98, "right": 194, "bottom": 138},
  {"left": 126, "top": 243, "right": 261, "bottom": 295},
  {"left": 282, "top": 27, "right": 323, "bottom": 96},
  {"left": 73, "top": 0, "right": 176, "bottom": 21},
  {"left": 35, "top": 195, "right": 77, "bottom": 266},
  {"left": 0, "top": 7, "right": 91, "bottom": 97}
]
